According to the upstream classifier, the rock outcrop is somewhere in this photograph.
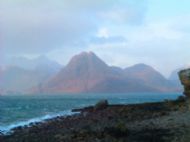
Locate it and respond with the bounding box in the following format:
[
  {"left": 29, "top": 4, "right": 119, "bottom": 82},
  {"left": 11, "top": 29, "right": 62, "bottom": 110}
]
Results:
[
  {"left": 179, "top": 68, "right": 190, "bottom": 98},
  {"left": 94, "top": 100, "right": 109, "bottom": 111}
]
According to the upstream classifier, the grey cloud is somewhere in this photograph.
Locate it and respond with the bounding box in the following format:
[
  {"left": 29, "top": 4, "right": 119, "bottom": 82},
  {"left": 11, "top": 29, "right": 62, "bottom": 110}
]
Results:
[
  {"left": 1, "top": 7, "right": 97, "bottom": 54},
  {"left": 0, "top": 0, "right": 147, "bottom": 55}
]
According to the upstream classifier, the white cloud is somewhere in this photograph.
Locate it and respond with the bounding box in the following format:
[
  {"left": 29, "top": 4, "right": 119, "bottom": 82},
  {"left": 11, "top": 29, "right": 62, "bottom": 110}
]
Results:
[{"left": 96, "top": 28, "right": 110, "bottom": 38}]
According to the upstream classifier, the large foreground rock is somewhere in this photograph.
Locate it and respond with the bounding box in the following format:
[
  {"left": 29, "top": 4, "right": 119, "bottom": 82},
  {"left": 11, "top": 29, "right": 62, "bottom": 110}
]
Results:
[
  {"left": 94, "top": 100, "right": 109, "bottom": 111},
  {"left": 179, "top": 68, "right": 190, "bottom": 98}
]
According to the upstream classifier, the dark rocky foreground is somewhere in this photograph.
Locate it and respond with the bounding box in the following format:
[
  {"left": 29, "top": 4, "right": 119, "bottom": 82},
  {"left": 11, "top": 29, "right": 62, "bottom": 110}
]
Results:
[{"left": 0, "top": 97, "right": 190, "bottom": 142}]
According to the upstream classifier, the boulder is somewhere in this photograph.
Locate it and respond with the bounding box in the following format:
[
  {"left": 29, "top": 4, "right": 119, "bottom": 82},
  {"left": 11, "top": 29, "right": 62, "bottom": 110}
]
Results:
[
  {"left": 178, "top": 69, "right": 190, "bottom": 98},
  {"left": 94, "top": 100, "right": 109, "bottom": 111}
]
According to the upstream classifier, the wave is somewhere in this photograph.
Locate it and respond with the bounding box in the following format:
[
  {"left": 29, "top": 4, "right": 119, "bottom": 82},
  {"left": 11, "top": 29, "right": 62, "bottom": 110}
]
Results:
[{"left": 0, "top": 110, "right": 79, "bottom": 134}]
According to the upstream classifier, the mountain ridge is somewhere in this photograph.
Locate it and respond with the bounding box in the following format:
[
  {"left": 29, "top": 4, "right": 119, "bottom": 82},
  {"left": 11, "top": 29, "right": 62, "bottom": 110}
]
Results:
[
  {"left": 38, "top": 51, "right": 180, "bottom": 94},
  {"left": 0, "top": 52, "right": 181, "bottom": 94}
]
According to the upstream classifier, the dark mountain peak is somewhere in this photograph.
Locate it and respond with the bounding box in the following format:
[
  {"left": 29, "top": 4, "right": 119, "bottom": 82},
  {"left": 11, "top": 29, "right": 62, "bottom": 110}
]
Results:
[
  {"left": 78, "top": 51, "right": 95, "bottom": 56},
  {"left": 43, "top": 52, "right": 114, "bottom": 93},
  {"left": 67, "top": 51, "right": 108, "bottom": 69},
  {"left": 125, "top": 63, "right": 164, "bottom": 78},
  {"left": 126, "top": 63, "right": 154, "bottom": 71},
  {"left": 135, "top": 63, "right": 152, "bottom": 68},
  {"left": 70, "top": 51, "right": 98, "bottom": 61},
  {"left": 123, "top": 63, "right": 177, "bottom": 92}
]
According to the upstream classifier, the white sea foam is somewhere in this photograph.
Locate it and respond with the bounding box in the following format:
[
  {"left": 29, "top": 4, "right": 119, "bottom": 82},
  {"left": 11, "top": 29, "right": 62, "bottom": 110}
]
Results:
[{"left": 0, "top": 110, "right": 79, "bottom": 134}]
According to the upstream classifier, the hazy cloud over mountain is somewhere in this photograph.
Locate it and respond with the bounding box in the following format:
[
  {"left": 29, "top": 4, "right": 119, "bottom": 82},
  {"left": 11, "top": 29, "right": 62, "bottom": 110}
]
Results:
[
  {"left": 1, "top": 0, "right": 190, "bottom": 76},
  {"left": 1, "top": 0, "right": 146, "bottom": 54}
]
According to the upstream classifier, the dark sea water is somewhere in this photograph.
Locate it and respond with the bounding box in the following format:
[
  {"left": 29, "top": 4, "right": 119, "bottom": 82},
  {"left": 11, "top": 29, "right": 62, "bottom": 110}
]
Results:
[{"left": 0, "top": 93, "right": 181, "bottom": 133}]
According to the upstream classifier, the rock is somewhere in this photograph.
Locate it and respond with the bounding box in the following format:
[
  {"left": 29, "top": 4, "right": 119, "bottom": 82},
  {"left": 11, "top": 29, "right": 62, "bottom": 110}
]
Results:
[
  {"left": 177, "top": 96, "right": 186, "bottom": 102},
  {"left": 178, "top": 69, "right": 190, "bottom": 98},
  {"left": 94, "top": 100, "right": 109, "bottom": 111}
]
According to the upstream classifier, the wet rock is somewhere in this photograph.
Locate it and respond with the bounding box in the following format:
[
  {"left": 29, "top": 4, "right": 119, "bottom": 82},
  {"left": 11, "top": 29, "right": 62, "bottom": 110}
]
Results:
[
  {"left": 94, "top": 100, "right": 109, "bottom": 111},
  {"left": 178, "top": 69, "right": 190, "bottom": 98},
  {"left": 72, "top": 106, "right": 94, "bottom": 113}
]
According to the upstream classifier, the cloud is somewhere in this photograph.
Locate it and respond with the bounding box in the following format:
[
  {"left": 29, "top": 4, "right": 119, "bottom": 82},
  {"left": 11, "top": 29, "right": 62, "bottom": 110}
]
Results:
[
  {"left": 0, "top": 3, "right": 97, "bottom": 54},
  {"left": 0, "top": 0, "right": 147, "bottom": 56},
  {"left": 3, "top": 0, "right": 189, "bottom": 76},
  {"left": 86, "top": 15, "right": 190, "bottom": 76}
]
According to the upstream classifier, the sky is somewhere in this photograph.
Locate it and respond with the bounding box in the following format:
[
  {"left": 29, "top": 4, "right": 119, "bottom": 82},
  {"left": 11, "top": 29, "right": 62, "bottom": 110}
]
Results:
[{"left": 0, "top": 0, "right": 190, "bottom": 76}]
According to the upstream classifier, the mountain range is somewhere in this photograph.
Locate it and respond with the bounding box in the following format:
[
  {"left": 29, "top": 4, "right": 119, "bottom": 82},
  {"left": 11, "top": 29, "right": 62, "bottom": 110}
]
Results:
[
  {"left": 0, "top": 52, "right": 183, "bottom": 95},
  {"left": 37, "top": 52, "right": 182, "bottom": 94}
]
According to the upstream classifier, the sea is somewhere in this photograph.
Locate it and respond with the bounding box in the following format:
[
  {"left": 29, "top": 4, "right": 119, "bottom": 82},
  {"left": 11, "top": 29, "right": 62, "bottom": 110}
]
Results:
[{"left": 0, "top": 93, "right": 181, "bottom": 133}]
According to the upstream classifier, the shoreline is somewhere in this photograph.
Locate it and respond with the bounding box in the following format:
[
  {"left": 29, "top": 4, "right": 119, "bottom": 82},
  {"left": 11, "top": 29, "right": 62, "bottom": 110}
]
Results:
[
  {"left": 0, "top": 93, "right": 180, "bottom": 134},
  {"left": 0, "top": 110, "right": 79, "bottom": 134},
  {"left": 1, "top": 97, "right": 190, "bottom": 142}
]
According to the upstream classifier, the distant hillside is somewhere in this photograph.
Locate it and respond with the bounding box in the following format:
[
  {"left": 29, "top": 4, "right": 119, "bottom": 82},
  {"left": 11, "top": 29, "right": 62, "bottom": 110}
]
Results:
[
  {"left": 38, "top": 52, "right": 180, "bottom": 94},
  {"left": 0, "top": 57, "right": 62, "bottom": 95},
  {"left": 124, "top": 64, "right": 178, "bottom": 92}
]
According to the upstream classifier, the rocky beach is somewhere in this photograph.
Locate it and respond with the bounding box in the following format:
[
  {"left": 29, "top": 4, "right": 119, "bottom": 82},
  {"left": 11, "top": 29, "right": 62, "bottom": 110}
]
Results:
[{"left": 0, "top": 96, "right": 189, "bottom": 142}]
